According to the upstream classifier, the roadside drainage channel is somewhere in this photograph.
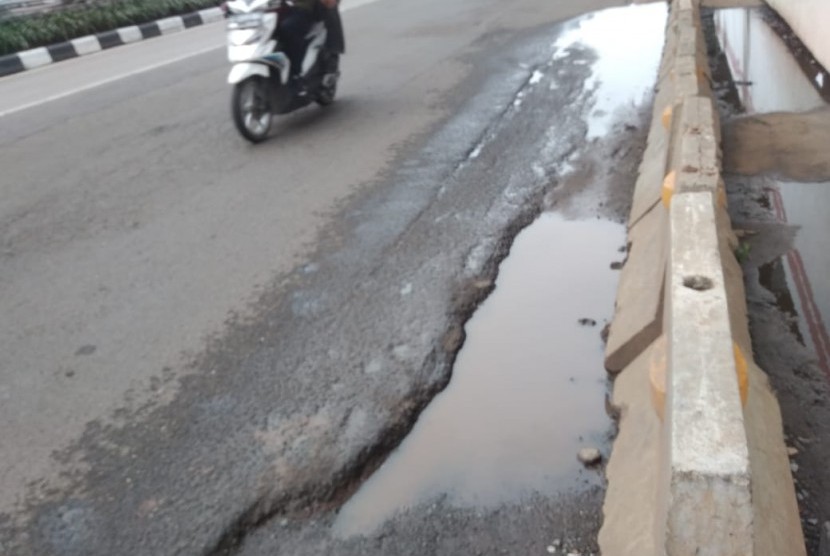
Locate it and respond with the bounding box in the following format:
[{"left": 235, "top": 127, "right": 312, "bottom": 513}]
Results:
[
  {"left": 710, "top": 9, "right": 830, "bottom": 551},
  {"left": 598, "top": 0, "right": 806, "bottom": 554},
  {"left": 335, "top": 213, "right": 624, "bottom": 538},
  {"left": 714, "top": 6, "right": 830, "bottom": 377},
  {"left": 765, "top": 183, "right": 830, "bottom": 377}
]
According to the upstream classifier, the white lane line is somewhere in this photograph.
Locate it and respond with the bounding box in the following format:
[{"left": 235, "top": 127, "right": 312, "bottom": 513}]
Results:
[
  {"left": 0, "top": 44, "right": 223, "bottom": 118},
  {"left": 0, "top": 0, "right": 385, "bottom": 118}
]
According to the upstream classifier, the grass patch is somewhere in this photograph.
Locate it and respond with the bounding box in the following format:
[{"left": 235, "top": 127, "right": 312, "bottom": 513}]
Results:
[
  {"left": 0, "top": 0, "right": 221, "bottom": 56},
  {"left": 735, "top": 241, "right": 752, "bottom": 264}
]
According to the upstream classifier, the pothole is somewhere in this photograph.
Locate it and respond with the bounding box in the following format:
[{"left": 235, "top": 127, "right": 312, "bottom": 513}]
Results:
[{"left": 334, "top": 213, "right": 624, "bottom": 537}]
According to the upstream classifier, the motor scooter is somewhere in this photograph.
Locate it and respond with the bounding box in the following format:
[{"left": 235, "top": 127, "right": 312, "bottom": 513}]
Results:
[{"left": 226, "top": 0, "right": 340, "bottom": 143}]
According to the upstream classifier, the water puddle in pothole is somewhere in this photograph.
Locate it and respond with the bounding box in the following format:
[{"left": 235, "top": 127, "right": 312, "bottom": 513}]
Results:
[
  {"left": 554, "top": 3, "right": 667, "bottom": 141},
  {"left": 335, "top": 213, "right": 624, "bottom": 537}
]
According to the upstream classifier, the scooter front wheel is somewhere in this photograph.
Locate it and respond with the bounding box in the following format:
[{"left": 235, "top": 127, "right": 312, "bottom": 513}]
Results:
[{"left": 232, "top": 77, "right": 272, "bottom": 143}]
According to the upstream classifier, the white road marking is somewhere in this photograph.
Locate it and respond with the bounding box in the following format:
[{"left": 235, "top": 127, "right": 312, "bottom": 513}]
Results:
[
  {"left": 0, "top": 44, "right": 223, "bottom": 118},
  {"left": 0, "top": 0, "right": 385, "bottom": 118}
]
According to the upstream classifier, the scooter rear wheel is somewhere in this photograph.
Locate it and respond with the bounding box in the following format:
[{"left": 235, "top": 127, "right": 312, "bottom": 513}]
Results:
[
  {"left": 316, "top": 81, "right": 337, "bottom": 107},
  {"left": 316, "top": 53, "right": 339, "bottom": 107},
  {"left": 232, "top": 77, "right": 272, "bottom": 143}
]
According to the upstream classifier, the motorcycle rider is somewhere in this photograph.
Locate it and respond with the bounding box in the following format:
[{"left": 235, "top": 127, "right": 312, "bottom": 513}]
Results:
[{"left": 279, "top": 0, "right": 342, "bottom": 95}]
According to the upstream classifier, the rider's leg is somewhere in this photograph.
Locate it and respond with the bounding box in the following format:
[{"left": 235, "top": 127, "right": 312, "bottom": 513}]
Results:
[
  {"left": 322, "top": 6, "right": 345, "bottom": 55},
  {"left": 279, "top": 9, "right": 314, "bottom": 81}
]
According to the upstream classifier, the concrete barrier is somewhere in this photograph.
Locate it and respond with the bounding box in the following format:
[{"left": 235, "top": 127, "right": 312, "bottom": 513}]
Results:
[
  {"left": 598, "top": 0, "right": 806, "bottom": 553},
  {"left": 662, "top": 191, "right": 754, "bottom": 555},
  {"left": 604, "top": 206, "right": 667, "bottom": 374},
  {"left": 603, "top": 0, "right": 714, "bottom": 374}
]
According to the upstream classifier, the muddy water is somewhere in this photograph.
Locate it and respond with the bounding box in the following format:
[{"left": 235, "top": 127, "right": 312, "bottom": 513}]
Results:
[
  {"left": 715, "top": 10, "right": 830, "bottom": 374},
  {"left": 335, "top": 214, "right": 624, "bottom": 537}
]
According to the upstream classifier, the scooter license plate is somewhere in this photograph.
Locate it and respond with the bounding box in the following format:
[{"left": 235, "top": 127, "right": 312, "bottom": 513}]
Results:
[{"left": 228, "top": 13, "right": 264, "bottom": 29}]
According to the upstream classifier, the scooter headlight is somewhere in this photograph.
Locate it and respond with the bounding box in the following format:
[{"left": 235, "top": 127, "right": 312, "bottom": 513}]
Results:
[
  {"left": 227, "top": 12, "right": 267, "bottom": 45},
  {"left": 227, "top": 12, "right": 265, "bottom": 30}
]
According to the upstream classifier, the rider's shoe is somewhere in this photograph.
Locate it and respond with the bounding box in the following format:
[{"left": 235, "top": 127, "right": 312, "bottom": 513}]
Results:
[{"left": 290, "top": 76, "right": 309, "bottom": 98}]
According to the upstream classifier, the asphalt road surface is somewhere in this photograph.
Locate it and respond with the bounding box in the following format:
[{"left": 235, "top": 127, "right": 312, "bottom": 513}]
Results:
[{"left": 0, "top": 0, "right": 649, "bottom": 553}]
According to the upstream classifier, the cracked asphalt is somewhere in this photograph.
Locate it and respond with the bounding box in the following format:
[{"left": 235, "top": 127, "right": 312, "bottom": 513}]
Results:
[{"left": 0, "top": 0, "right": 659, "bottom": 553}]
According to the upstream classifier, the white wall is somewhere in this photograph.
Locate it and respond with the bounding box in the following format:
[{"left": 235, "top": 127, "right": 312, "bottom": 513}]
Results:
[
  {"left": 715, "top": 8, "right": 825, "bottom": 113},
  {"left": 766, "top": 0, "right": 830, "bottom": 72}
]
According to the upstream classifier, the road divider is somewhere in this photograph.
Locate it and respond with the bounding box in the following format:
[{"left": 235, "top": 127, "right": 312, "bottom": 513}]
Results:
[
  {"left": 0, "top": 6, "right": 224, "bottom": 78},
  {"left": 599, "top": 0, "right": 806, "bottom": 553}
]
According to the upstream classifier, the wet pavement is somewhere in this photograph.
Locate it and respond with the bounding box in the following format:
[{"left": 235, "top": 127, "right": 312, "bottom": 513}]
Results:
[
  {"left": 333, "top": 2, "right": 665, "bottom": 544},
  {"left": 555, "top": 3, "right": 667, "bottom": 141},
  {"left": 335, "top": 214, "right": 622, "bottom": 537},
  {"left": 2, "top": 2, "right": 663, "bottom": 554},
  {"left": 234, "top": 4, "right": 663, "bottom": 554}
]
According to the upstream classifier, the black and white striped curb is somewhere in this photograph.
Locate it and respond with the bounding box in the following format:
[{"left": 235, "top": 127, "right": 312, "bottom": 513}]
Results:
[{"left": 0, "top": 6, "right": 224, "bottom": 78}]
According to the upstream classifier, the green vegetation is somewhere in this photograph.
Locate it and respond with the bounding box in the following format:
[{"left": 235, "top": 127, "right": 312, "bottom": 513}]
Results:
[
  {"left": 735, "top": 241, "right": 752, "bottom": 264},
  {"left": 0, "top": 0, "right": 221, "bottom": 56}
]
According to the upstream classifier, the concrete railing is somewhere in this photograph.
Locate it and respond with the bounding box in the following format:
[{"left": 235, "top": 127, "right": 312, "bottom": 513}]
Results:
[{"left": 599, "top": 0, "right": 805, "bottom": 554}]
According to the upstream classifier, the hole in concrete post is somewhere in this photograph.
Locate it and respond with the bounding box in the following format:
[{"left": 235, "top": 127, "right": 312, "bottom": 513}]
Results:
[{"left": 682, "top": 275, "right": 714, "bottom": 291}]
